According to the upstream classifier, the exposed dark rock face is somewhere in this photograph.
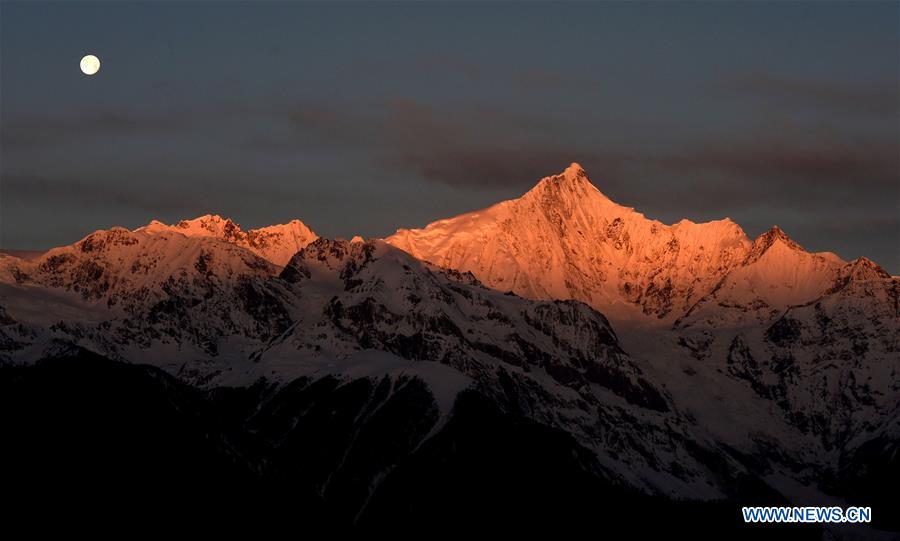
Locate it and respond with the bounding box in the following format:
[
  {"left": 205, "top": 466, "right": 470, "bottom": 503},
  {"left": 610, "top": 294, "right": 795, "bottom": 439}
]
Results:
[{"left": 0, "top": 351, "right": 828, "bottom": 538}]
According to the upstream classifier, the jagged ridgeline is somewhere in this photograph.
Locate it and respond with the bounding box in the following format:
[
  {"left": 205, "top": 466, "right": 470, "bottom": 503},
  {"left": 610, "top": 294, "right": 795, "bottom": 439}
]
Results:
[{"left": 1, "top": 164, "right": 897, "bottom": 535}]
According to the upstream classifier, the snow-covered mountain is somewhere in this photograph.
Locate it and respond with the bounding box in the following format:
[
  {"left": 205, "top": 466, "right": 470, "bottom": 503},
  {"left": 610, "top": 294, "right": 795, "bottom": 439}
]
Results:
[
  {"left": 1, "top": 164, "right": 897, "bottom": 535},
  {"left": 12, "top": 226, "right": 277, "bottom": 295},
  {"left": 622, "top": 250, "right": 899, "bottom": 494},
  {"left": 383, "top": 162, "right": 898, "bottom": 438},
  {"left": 0, "top": 233, "right": 753, "bottom": 499},
  {"left": 729, "top": 255, "right": 900, "bottom": 449},
  {"left": 0, "top": 225, "right": 296, "bottom": 365},
  {"left": 677, "top": 226, "right": 846, "bottom": 329},
  {"left": 384, "top": 163, "right": 898, "bottom": 532},
  {"left": 387, "top": 163, "right": 754, "bottom": 322},
  {"left": 658, "top": 224, "right": 899, "bottom": 461},
  {"left": 139, "top": 214, "right": 317, "bottom": 266}
]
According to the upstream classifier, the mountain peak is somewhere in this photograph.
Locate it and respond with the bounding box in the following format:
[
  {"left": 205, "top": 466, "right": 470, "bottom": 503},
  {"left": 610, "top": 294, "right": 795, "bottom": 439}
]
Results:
[
  {"left": 177, "top": 213, "right": 234, "bottom": 229},
  {"left": 746, "top": 225, "right": 804, "bottom": 263},
  {"left": 522, "top": 162, "right": 616, "bottom": 210},
  {"left": 551, "top": 162, "right": 591, "bottom": 186},
  {"left": 563, "top": 162, "right": 587, "bottom": 179},
  {"left": 846, "top": 257, "right": 891, "bottom": 280},
  {"left": 822, "top": 256, "right": 894, "bottom": 297},
  {"left": 136, "top": 215, "right": 317, "bottom": 266},
  {"left": 138, "top": 214, "right": 236, "bottom": 237},
  {"left": 388, "top": 163, "right": 755, "bottom": 321}
]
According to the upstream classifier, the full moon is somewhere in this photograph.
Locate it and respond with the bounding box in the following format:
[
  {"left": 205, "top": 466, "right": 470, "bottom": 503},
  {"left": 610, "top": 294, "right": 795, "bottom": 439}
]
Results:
[{"left": 80, "top": 54, "right": 100, "bottom": 75}]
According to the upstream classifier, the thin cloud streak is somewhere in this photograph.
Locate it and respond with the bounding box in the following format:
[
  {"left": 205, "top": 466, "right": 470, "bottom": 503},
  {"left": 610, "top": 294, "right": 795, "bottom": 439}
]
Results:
[
  {"left": 1, "top": 111, "right": 193, "bottom": 149},
  {"left": 721, "top": 75, "right": 899, "bottom": 116}
]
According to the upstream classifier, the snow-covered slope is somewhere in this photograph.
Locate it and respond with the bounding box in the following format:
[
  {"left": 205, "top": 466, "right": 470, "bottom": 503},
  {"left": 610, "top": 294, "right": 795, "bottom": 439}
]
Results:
[
  {"left": 677, "top": 226, "right": 845, "bottom": 329},
  {"left": 0, "top": 226, "right": 286, "bottom": 363},
  {"left": 760, "top": 257, "right": 900, "bottom": 448},
  {"left": 384, "top": 162, "right": 897, "bottom": 519},
  {"left": 387, "top": 163, "right": 752, "bottom": 322},
  {"left": 601, "top": 256, "right": 898, "bottom": 526},
  {"left": 626, "top": 254, "right": 900, "bottom": 489},
  {"left": 266, "top": 238, "right": 666, "bottom": 411},
  {"left": 139, "top": 214, "right": 317, "bottom": 266}
]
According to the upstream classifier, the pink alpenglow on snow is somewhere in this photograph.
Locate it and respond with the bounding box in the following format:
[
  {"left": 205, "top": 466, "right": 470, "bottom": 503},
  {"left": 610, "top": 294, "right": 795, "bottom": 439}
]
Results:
[{"left": 138, "top": 214, "right": 317, "bottom": 266}]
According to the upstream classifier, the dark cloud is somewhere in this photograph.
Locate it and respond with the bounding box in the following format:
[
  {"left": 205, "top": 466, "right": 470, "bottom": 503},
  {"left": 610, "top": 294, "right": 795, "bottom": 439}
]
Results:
[
  {"left": 284, "top": 102, "right": 371, "bottom": 147},
  {"left": 0, "top": 173, "right": 207, "bottom": 214},
  {"left": 1, "top": 110, "right": 193, "bottom": 149},
  {"left": 265, "top": 95, "right": 898, "bottom": 201},
  {"left": 723, "top": 75, "right": 898, "bottom": 116},
  {"left": 648, "top": 140, "right": 898, "bottom": 191},
  {"left": 271, "top": 97, "right": 592, "bottom": 188},
  {"left": 388, "top": 147, "right": 587, "bottom": 189},
  {"left": 395, "top": 139, "right": 898, "bottom": 201}
]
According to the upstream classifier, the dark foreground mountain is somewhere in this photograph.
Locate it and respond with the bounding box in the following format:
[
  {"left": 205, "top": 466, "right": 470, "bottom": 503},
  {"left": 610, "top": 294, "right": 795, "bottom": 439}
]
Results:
[{"left": 3, "top": 348, "right": 823, "bottom": 539}]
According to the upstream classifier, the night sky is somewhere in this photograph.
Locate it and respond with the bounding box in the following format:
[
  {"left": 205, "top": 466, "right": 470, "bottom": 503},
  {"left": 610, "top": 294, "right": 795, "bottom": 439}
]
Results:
[{"left": 1, "top": 1, "right": 897, "bottom": 271}]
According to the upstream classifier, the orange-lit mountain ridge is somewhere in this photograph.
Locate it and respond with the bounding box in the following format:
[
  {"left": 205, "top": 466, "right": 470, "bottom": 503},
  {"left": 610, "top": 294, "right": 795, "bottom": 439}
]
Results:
[
  {"left": 139, "top": 214, "right": 318, "bottom": 266},
  {"left": 386, "top": 163, "right": 886, "bottom": 326}
]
